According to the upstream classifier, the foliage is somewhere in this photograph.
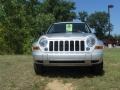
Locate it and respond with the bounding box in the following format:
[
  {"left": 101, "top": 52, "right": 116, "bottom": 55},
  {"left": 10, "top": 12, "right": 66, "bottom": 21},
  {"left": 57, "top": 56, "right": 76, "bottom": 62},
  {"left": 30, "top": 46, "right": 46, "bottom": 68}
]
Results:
[
  {"left": 88, "top": 12, "right": 109, "bottom": 39},
  {"left": 0, "top": 0, "right": 76, "bottom": 54},
  {"left": 113, "top": 34, "right": 120, "bottom": 40},
  {"left": 40, "top": 0, "right": 76, "bottom": 21},
  {"left": 79, "top": 11, "right": 88, "bottom": 22},
  {"left": 0, "top": 0, "right": 115, "bottom": 54},
  {"left": 79, "top": 11, "right": 112, "bottom": 40}
]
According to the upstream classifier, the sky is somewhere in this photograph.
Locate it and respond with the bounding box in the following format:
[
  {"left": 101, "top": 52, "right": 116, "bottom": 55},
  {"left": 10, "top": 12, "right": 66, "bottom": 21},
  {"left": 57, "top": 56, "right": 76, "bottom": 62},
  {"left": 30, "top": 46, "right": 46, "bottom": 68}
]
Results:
[{"left": 71, "top": 0, "right": 120, "bottom": 35}]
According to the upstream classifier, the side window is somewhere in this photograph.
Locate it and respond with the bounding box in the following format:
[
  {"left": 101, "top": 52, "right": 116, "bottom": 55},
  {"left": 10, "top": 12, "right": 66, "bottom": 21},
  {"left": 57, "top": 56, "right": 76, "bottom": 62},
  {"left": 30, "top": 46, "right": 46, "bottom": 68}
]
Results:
[
  {"left": 85, "top": 24, "right": 91, "bottom": 33},
  {"left": 85, "top": 25, "right": 88, "bottom": 33},
  {"left": 48, "top": 25, "right": 54, "bottom": 33}
]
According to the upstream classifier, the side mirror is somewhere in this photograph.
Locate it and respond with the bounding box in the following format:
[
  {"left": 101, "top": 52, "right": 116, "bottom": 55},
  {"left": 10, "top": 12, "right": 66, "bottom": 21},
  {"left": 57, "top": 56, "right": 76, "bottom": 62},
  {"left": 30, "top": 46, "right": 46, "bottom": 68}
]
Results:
[
  {"left": 30, "top": 38, "right": 39, "bottom": 43},
  {"left": 93, "top": 32, "right": 97, "bottom": 35},
  {"left": 41, "top": 32, "right": 46, "bottom": 35},
  {"left": 41, "top": 32, "right": 45, "bottom": 35}
]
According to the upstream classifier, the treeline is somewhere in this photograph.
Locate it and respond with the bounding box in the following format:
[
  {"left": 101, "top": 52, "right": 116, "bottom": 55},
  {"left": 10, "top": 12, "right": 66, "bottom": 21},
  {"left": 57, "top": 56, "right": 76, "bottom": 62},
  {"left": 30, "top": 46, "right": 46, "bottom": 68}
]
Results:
[
  {"left": 0, "top": 0, "right": 76, "bottom": 54},
  {"left": 0, "top": 0, "right": 117, "bottom": 54}
]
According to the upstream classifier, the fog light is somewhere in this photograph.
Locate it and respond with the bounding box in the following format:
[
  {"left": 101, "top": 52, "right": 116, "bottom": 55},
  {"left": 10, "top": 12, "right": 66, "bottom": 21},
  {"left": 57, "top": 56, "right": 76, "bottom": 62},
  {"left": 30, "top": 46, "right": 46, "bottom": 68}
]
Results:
[
  {"left": 44, "top": 48, "right": 48, "bottom": 51},
  {"left": 86, "top": 47, "right": 90, "bottom": 51}
]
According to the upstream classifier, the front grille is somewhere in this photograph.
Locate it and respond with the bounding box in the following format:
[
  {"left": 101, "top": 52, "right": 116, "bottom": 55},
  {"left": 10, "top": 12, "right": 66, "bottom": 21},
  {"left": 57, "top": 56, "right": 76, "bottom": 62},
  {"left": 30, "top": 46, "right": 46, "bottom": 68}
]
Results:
[
  {"left": 65, "top": 41, "right": 69, "bottom": 51},
  {"left": 54, "top": 41, "right": 58, "bottom": 51},
  {"left": 70, "top": 41, "right": 74, "bottom": 51},
  {"left": 60, "top": 41, "right": 63, "bottom": 51},
  {"left": 49, "top": 40, "right": 85, "bottom": 51},
  {"left": 49, "top": 41, "right": 53, "bottom": 51}
]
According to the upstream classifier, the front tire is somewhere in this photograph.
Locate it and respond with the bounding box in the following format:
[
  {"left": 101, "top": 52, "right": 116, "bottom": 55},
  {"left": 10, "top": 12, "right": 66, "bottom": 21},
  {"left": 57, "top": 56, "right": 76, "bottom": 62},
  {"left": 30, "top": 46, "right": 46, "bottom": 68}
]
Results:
[
  {"left": 34, "top": 63, "right": 44, "bottom": 75},
  {"left": 91, "top": 61, "right": 103, "bottom": 74}
]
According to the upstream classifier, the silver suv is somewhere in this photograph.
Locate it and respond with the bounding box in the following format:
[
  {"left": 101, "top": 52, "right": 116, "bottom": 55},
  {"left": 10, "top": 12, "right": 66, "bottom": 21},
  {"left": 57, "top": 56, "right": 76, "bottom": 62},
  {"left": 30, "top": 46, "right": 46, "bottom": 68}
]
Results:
[{"left": 32, "top": 22, "right": 104, "bottom": 74}]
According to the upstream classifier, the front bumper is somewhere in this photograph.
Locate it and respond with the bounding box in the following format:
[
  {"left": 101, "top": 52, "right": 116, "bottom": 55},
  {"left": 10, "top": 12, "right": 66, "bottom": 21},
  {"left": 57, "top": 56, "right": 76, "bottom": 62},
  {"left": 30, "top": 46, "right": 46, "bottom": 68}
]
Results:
[{"left": 32, "top": 51, "right": 103, "bottom": 66}]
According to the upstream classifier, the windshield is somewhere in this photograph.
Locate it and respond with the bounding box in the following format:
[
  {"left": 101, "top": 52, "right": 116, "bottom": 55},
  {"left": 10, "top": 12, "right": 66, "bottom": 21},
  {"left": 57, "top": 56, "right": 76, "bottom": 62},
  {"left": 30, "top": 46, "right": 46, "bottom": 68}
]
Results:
[{"left": 47, "top": 23, "right": 91, "bottom": 34}]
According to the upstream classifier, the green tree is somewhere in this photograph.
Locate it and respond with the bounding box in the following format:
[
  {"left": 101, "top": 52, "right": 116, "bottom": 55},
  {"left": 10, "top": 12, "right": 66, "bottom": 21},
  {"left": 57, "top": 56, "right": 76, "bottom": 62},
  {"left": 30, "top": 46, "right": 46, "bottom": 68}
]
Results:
[
  {"left": 31, "top": 13, "right": 55, "bottom": 38},
  {"left": 40, "top": 0, "right": 76, "bottom": 21},
  {"left": 79, "top": 11, "right": 112, "bottom": 39},
  {"left": 114, "top": 34, "right": 120, "bottom": 40},
  {"left": 0, "top": 0, "right": 33, "bottom": 54},
  {"left": 0, "top": 0, "right": 54, "bottom": 54},
  {"left": 79, "top": 11, "right": 88, "bottom": 22},
  {"left": 88, "top": 12, "right": 109, "bottom": 39},
  {"left": 0, "top": 0, "right": 76, "bottom": 54}
]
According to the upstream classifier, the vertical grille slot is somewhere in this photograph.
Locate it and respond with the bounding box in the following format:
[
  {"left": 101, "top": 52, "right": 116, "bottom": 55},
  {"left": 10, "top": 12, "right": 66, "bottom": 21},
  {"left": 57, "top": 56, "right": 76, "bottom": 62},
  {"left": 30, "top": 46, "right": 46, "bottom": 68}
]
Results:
[
  {"left": 49, "top": 40, "right": 85, "bottom": 51},
  {"left": 65, "top": 41, "right": 69, "bottom": 51},
  {"left": 54, "top": 41, "right": 58, "bottom": 51},
  {"left": 70, "top": 41, "right": 74, "bottom": 51},
  {"left": 49, "top": 41, "right": 53, "bottom": 51},
  {"left": 75, "top": 41, "right": 79, "bottom": 51},
  {"left": 60, "top": 41, "right": 63, "bottom": 51},
  {"left": 81, "top": 41, "right": 85, "bottom": 51}
]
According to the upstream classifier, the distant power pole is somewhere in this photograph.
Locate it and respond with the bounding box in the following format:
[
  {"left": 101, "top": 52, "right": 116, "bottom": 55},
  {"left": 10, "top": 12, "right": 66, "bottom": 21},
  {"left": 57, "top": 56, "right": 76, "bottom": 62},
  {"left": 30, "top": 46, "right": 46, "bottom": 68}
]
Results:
[{"left": 108, "top": 4, "right": 114, "bottom": 38}]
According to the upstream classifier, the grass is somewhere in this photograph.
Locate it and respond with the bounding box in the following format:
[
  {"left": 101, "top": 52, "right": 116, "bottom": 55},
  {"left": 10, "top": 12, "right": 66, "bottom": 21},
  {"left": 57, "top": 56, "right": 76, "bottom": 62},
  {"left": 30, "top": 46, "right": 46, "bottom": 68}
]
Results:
[{"left": 0, "top": 48, "right": 120, "bottom": 90}]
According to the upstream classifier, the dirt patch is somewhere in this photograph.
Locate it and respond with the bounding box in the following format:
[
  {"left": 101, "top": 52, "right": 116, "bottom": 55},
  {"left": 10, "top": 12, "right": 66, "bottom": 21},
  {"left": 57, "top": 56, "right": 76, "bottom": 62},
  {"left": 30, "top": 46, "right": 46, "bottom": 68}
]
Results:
[{"left": 45, "top": 80, "right": 75, "bottom": 90}]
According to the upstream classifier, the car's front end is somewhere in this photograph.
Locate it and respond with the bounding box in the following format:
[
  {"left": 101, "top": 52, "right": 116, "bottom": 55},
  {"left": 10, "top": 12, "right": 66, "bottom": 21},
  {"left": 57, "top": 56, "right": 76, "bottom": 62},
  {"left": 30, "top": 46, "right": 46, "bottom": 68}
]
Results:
[{"left": 32, "top": 22, "right": 104, "bottom": 74}]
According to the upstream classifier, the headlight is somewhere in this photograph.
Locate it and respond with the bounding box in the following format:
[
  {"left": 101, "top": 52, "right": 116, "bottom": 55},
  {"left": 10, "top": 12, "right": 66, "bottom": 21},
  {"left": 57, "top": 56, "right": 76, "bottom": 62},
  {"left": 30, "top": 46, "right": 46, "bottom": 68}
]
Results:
[
  {"left": 39, "top": 38, "right": 48, "bottom": 47},
  {"left": 86, "top": 37, "right": 96, "bottom": 47}
]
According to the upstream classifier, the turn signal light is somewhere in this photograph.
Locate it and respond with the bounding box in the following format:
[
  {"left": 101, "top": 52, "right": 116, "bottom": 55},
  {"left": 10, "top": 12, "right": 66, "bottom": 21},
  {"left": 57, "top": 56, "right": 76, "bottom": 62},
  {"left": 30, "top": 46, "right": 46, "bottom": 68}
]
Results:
[
  {"left": 32, "top": 46, "right": 40, "bottom": 51},
  {"left": 95, "top": 46, "right": 104, "bottom": 49}
]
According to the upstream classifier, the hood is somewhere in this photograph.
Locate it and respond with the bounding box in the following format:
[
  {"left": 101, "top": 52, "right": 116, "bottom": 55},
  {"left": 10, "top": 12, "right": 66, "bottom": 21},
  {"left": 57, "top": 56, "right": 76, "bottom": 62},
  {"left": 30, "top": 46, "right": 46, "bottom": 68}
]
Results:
[{"left": 44, "top": 33, "right": 95, "bottom": 39}]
